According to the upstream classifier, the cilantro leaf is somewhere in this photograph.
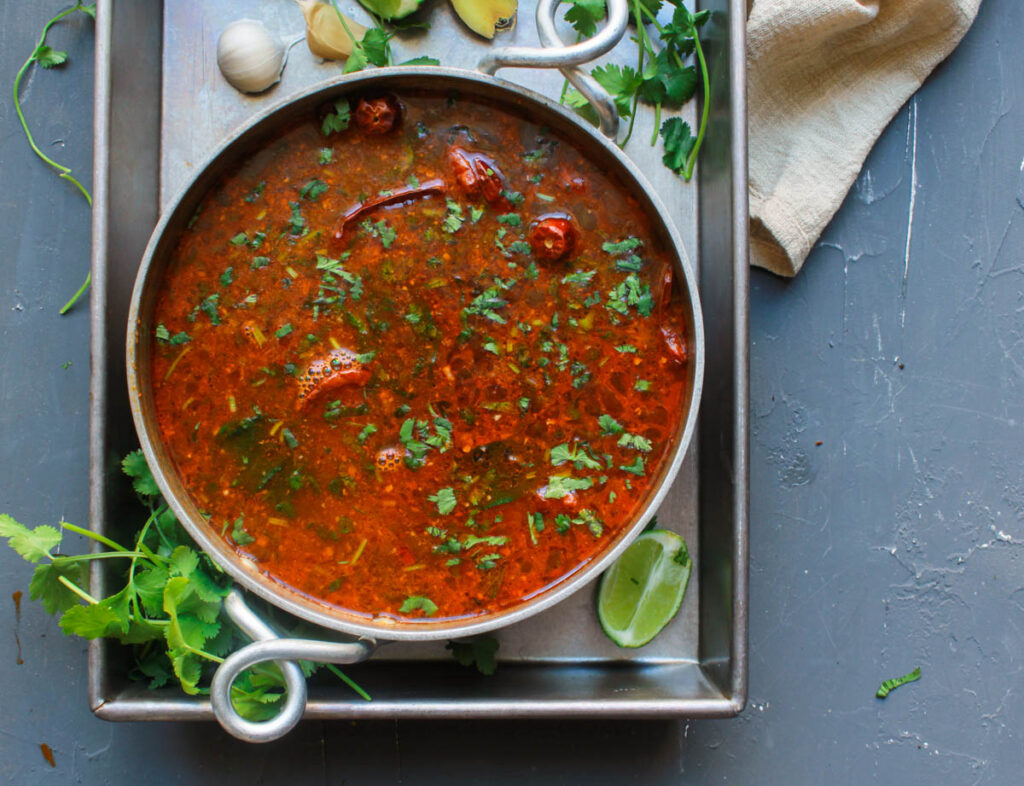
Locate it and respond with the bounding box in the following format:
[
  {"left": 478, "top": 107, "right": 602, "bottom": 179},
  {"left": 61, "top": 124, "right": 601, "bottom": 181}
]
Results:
[
  {"left": 428, "top": 487, "right": 457, "bottom": 515},
  {"left": 34, "top": 45, "right": 67, "bottom": 69},
  {"left": 543, "top": 475, "right": 593, "bottom": 499},
  {"left": 400, "top": 595, "right": 438, "bottom": 616},
  {"left": 321, "top": 98, "right": 351, "bottom": 135},
  {"left": 661, "top": 117, "right": 696, "bottom": 175},
  {"left": 361, "top": 27, "right": 393, "bottom": 67},
  {"left": 29, "top": 560, "right": 84, "bottom": 614},
  {"left": 598, "top": 414, "right": 625, "bottom": 435},
  {"left": 564, "top": 0, "right": 606, "bottom": 37},
  {"left": 447, "top": 635, "right": 499, "bottom": 675},
  {"left": 122, "top": 450, "right": 160, "bottom": 497},
  {"left": 619, "top": 456, "right": 646, "bottom": 475},
  {"left": 591, "top": 64, "right": 641, "bottom": 117},
  {"left": 0, "top": 514, "right": 61, "bottom": 562}
]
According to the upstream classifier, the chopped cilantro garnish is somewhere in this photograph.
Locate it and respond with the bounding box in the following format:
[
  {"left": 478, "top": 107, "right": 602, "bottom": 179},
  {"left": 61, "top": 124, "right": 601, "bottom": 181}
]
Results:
[
  {"left": 230, "top": 516, "right": 254, "bottom": 546},
  {"left": 518, "top": 397, "right": 530, "bottom": 413},
  {"left": 501, "top": 189, "right": 525, "bottom": 205},
  {"left": 357, "top": 424, "right": 377, "bottom": 444},
  {"left": 321, "top": 98, "right": 351, "bottom": 136},
  {"left": 598, "top": 414, "right": 624, "bottom": 435},
  {"left": 602, "top": 237, "right": 642, "bottom": 255},
  {"left": 506, "top": 240, "right": 531, "bottom": 255},
  {"left": 287, "top": 201, "right": 307, "bottom": 236},
  {"left": 619, "top": 456, "right": 646, "bottom": 476},
  {"left": 251, "top": 256, "right": 270, "bottom": 270},
  {"left": 219, "top": 267, "right": 234, "bottom": 286},
  {"left": 634, "top": 379, "right": 652, "bottom": 391},
  {"left": 428, "top": 487, "right": 457, "bottom": 515},
  {"left": 616, "top": 344, "right": 638, "bottom": 354},
  {"left": 443, "top": 199, "right": 465, "bottom": 233},
  {"left": 470, "top": 205, "right": 485, "bottom": 223},
  {"left": 318, "top": 147, "right": 333, "bottom": 165},
  {"left": 281, "top": 428, "right": 299, "bottom": 449},
  {"left": 243, "top": 181, "right": 265, "bottom": 203},
  {"left": 550, "top": 443, "right": 603, "bottom": 471},
  {"left": 543, "top": 475, "right": 593, "bottom": 499},
  {"left": 464, "top": 287, "right": 509, "bottom": 325},
  {"left": 497, "top": 213, "right": 521, "bottom": 227},
  {"left": 229, "top": 232, "right": 248, "bottom": 246},
  {"left": 399, "top": 595, "right": 438, "bottom": 616},
  {"left": 606, "top": 273, "right": 653, "bottom": 317},
  {"left": 562, "top": 269, "right": 596, "bottom": 285},
  {"left": 618, "top": 433, "right": 653, "bottom": 452},
  {"left": 300, "top": 179, "right": 329, "bottom": 200},
  {"left": 275, "top": 323, "right": 293, "bottom": 339}
]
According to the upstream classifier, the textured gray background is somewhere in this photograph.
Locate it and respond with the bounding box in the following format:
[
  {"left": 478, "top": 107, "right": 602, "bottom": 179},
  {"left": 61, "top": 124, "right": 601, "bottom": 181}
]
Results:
[{"left": 1, "top": 0, "right": 1022, "bottom": 783}]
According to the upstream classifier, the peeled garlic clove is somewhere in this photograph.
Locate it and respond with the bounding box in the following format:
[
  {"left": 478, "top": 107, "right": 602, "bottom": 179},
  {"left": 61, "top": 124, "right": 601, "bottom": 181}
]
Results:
[
  {"left": 297, "top": 0, "right": 368, "bottom": 61},
  {"left": 217, "top": 19, "right": 286, "bottom": 94},
  {"left": 450, "top": 0, "right": 517, "bottom": 39}
]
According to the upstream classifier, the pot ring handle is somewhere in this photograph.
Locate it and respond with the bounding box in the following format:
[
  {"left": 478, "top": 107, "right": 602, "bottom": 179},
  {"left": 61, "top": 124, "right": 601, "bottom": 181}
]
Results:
[
  {"left": 479, "top": 0, "right": 629, "bottom": 139},
  {"left": 210, "top": 589, "right": 376, "bottom": 743}
]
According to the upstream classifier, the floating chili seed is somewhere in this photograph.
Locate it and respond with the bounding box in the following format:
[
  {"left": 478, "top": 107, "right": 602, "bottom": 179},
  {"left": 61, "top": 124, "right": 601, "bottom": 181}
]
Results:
[
  {"left": 354, "top": 95, "right": 402, "bottom": 134},
  {"left": 529, "top": 215, "right": 578, "bottom": 262}
]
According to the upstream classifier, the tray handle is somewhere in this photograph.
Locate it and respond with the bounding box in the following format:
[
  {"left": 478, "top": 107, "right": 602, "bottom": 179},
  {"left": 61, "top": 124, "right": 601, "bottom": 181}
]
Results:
[
  {"left": 210, "top": 589, "right": 375, "bottom": 742},
  {"left": 478, "top": 0, "right": 629, "bottom": 139}
]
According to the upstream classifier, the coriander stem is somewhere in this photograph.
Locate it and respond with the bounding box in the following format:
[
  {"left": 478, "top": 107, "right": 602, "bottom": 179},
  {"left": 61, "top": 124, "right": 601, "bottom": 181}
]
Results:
[
  {"left": 54, "top": 551, "right": 152, "bottom": 563},
  {"left": 59, "top": 271, "right": 91, "bottom": 314},
  {"left": 61, "top": 521, "right": 130, "bottom": 553},
  {"left": 324, "top": 663, "right": 372, "bottom": 701},
  {"left": 683, "top": 22, "right": 710, "bottom": 182},
  {"left": 58, "top": 574, "right": 99, "bottom": 604},
  {"left": 650, "top": 102, "right": 662, "bottom": 146},
  {"left": 329, "top": 0, "right": 360, "bottom": 47}
]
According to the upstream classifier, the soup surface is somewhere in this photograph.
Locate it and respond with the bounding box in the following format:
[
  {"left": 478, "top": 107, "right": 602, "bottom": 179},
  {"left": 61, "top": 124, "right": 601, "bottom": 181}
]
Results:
[{"left": 150, "top": 90, "right": 691, "bottom": 621}]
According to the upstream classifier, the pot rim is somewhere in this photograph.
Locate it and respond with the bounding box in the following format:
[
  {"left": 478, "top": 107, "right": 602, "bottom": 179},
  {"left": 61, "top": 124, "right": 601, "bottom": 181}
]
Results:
[{"left": 126, "top": 66, "right": 705, "bottom": 642}]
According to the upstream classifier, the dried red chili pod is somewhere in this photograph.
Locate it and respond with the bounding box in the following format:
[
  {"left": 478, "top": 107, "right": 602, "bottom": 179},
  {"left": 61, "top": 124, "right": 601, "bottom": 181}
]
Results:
[
  {"left": 446, "top": 146, "right": 508, "bottom": 204},
  {"left": 660, "top": 324, "right": 689, "bottom": 364},
  {"left": 529, "top": 214, "right": 579, "bottom": 262},
  {"left": 353, "top": 95, "right": 403, "bottom": 135}
]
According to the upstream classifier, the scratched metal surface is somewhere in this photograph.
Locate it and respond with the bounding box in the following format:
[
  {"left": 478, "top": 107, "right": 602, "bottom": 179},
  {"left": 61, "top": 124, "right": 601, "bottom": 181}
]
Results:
[
  {"left": 159, "top": 0, "right": 701, "bottom": 664},
  {"left": 2, "top": 1, "right": 1023, "bottom": 785}
]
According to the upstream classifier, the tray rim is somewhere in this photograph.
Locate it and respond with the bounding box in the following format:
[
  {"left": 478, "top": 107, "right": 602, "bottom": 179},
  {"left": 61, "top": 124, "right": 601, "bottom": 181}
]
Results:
[{"left": 88, "top": 0, "right": 748, "bottom": 721}]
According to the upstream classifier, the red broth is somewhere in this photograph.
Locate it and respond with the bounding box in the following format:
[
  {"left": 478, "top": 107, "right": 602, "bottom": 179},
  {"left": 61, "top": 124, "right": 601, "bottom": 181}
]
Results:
[{"left": 150, "top": 91, "right": 691, "bottom": 621}]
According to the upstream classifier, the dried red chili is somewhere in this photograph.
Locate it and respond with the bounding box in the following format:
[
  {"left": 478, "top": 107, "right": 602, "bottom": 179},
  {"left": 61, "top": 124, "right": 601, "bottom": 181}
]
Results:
[
  {"left": 529, "top": 215, "right": 578, "bottom": 262},
  {"left": 354, "top": 95, "right": 402, "bottom": 135}
]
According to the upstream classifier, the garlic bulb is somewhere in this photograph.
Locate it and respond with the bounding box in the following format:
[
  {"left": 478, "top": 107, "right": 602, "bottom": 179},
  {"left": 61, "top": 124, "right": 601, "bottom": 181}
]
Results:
[
  {"left": 217, "top": 19, "right": 286, "bottom": 94},
  {"left": 297, "top": 0, "right": 367, "bottom": 61}
]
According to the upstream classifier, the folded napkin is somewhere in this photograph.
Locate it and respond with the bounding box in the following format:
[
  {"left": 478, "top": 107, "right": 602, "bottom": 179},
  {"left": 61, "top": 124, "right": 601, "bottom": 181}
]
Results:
[{"left": 747, "top": 0, "right": 983, "bottom": 276}]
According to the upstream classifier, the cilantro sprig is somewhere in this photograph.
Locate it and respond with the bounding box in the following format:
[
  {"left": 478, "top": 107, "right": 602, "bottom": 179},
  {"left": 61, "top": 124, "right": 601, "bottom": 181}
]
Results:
[
  {"left": 14, "top": 3, "right": 96, "bottom": 314},
  {"left": 0, "top": 450, "right": 370, "bottom": 716},
  {"left": 561, "top": 0, "right": 711, "bottom": 181}
]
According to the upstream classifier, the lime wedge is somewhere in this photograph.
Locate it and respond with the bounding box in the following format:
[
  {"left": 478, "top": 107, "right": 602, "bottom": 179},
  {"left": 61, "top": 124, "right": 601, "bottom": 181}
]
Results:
[{"left": 597, "top": 529, "right": 692, "bottom": 648}]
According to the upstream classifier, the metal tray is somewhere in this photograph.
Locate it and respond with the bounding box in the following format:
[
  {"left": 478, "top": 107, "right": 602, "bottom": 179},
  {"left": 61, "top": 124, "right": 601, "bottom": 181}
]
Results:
[{"left": 88, "top": 0, "right": 748, "bottom": 721}]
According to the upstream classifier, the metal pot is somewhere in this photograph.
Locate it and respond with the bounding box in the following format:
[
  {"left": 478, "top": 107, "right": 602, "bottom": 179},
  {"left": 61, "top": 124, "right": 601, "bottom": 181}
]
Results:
[{"left": 126, "top": 0, "right": 704, "bottom": 742}]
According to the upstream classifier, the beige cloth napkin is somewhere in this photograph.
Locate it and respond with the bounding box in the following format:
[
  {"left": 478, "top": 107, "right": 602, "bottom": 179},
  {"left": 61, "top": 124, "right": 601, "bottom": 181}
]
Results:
[{"left": 747, "top": 0, "right": 982, "bottom": 276}]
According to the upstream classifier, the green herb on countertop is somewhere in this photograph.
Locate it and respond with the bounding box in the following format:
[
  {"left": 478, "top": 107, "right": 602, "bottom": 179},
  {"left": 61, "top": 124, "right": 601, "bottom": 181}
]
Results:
[
  {"left": 15, "top": 3, "right": 96, "bottom": 313},
  {"left": 0, "top": 450, "right": 370, "bottom": 717},
  {"left": 876, "top": 667, "right": 921, "bottom": 699}
]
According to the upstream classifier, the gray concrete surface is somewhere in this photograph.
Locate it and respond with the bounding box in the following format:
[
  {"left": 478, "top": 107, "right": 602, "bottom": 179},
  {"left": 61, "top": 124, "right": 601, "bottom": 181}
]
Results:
[{"left": 1, "top": 0, "right": 1021, "bottom": 783}]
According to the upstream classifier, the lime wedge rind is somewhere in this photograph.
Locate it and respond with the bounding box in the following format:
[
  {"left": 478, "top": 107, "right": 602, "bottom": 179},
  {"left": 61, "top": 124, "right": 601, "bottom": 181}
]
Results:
[{"left": 597, "top": 529, "right": 692, "bottom": 648}]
